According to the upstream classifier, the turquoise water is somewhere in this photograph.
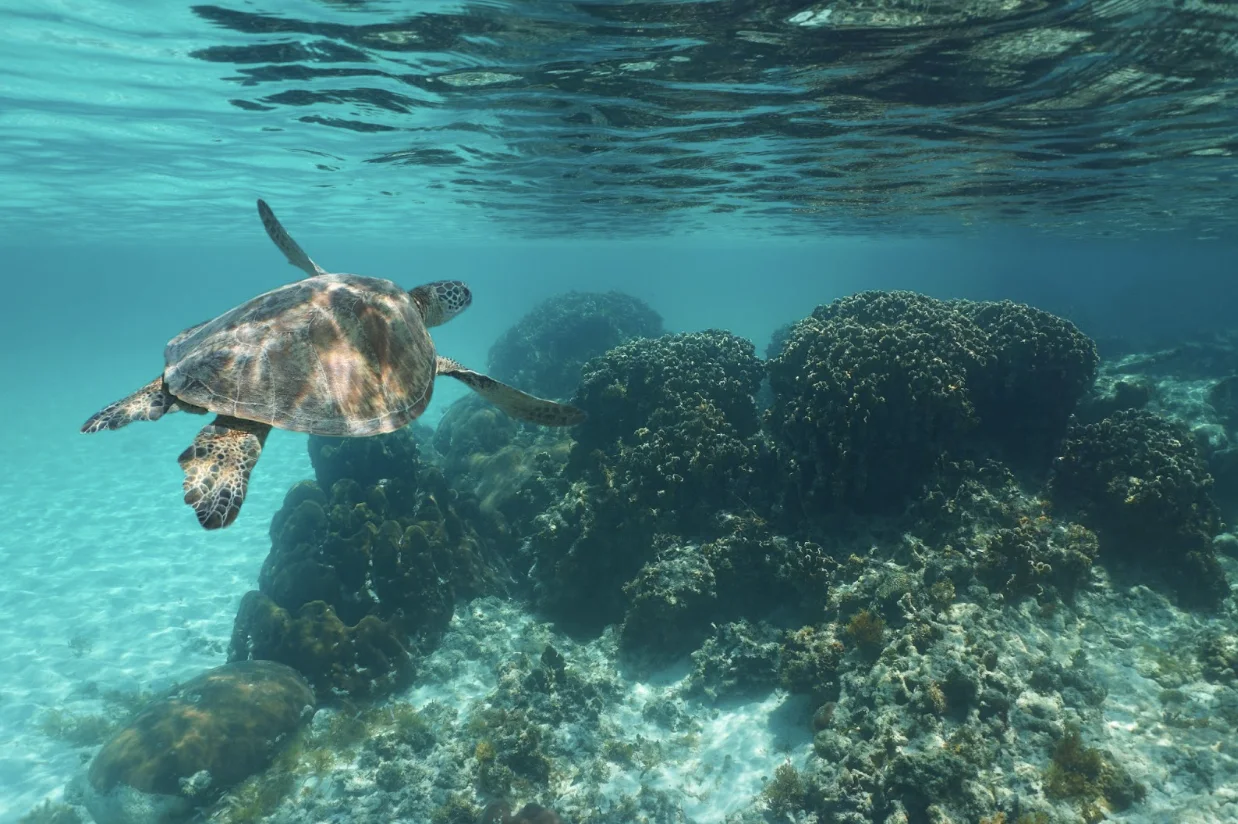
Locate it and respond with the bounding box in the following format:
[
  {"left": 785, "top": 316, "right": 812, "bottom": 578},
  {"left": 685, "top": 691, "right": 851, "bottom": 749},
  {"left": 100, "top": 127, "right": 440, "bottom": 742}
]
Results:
[{"left": 3, "top": 2, "right": 1238, "bottom": 823}]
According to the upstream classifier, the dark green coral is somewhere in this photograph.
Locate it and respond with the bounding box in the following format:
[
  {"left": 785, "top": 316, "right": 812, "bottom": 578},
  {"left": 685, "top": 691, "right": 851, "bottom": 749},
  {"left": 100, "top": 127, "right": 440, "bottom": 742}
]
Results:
[
  {"left": 767, "top": 293, "right": 984, "bottom": 513},
  {"left": 307, "top": 427, "right": 424, "bottom": 498},
  {"left": 528, "top": 330, "right": 769, "bottom": 631},
  {"left": 953, "top": 298, "right": 1098, "bottom": 460},
  {"left": 1050, "top": 409, "right": 1228, "bottom": 607},
  {"left": 230, "top": 431, "right": 504, "bottom": 700},
  {"left": 768, "top": 291, "right": 1098, "bottom": 516}
]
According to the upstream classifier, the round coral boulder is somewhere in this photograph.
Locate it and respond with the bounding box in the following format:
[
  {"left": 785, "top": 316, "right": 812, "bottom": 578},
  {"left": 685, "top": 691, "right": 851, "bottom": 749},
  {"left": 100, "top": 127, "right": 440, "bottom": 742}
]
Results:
[
  {"left": 487, "top": 290, "right": 664, "bottom": 400},
  {"left": 768, "top": 293, "right": 983, "bottom": 513},
  {"left": 528, "top": 330, "right": 768, "bottom": 631},
  {"left": 307, "top": 426, "right": 421, "bottom": 499},
  {"left": 954, "top": 298, "right": 1098, "bottom": 459},
  {"left": 80, "top": 661, "right": 314, "bottom": 824},
  {"left": 768, "top": 290, "right": 1099, "bottom": 515},
  {"left": 1050, "top": 409, "right": 1229, "bottom": 606}
]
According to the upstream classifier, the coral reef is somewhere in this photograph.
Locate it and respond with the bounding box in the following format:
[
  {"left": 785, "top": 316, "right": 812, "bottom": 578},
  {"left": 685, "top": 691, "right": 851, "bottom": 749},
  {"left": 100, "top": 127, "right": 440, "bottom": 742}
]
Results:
[
  {"left": 526, "top": 330, "right": 769, "bottom": 632},
  {"left": 229, "top": 431, "right": 505, "bottom": 700},
  {"left": 767, "top": 292, "right": 984, "bottom": 513},
  {"left": 768, "top": 291, "right": 1097, "bottom": 516},
  {"left": 486, "top": 290, "right": 664, "bottom": 401},
  {"left": 910, "top": 458, "right": 1103, "bottom": 605},
  {"left": 159, "top": 291, "right": 1238, "bottom": 824},
  {"left": 200, "top": 598, "right": 814, "bottom": 824},
  {"left": 976, "top": 519, "right": 1099, "bottom": 603},
  {"left": 685, "top": 620, "right": 782, "bottom": 702},
  {"left": 953, "top": 298, "right": 1099, "bottom": 459},
  {"left": 307, "top": 427, "right": 425, "bottom": 500},
  {"left": 616, "top": 524, "right": 812, "bottom": 663},
  {"left": 1081, "top": 331, "right": 1238, "bottom": 524},
  {"left": 618, "top": 540, "right": 718, "bottom": 661},
  {"left": 431, "top": 393, "right": 576, "bottom": 573},
  {"left": 778, "top": 624, "right": 845, "bottom": 703},
  {"left": 1050, "top": 409, "right": 1228, "bottom": 607}
]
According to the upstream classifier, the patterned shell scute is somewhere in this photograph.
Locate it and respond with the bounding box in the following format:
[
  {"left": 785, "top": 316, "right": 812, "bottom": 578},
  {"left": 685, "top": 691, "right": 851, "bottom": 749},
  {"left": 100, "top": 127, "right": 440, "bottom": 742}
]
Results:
[{"left": 163, "top": 274, "right": 436, "bottom": 436}]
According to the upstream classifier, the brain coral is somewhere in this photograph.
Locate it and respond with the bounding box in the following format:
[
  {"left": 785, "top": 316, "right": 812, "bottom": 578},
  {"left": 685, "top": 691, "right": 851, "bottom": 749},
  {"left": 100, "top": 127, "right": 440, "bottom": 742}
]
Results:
[{"left": 82, "top": 661, "right": 313, "bottom": 824}]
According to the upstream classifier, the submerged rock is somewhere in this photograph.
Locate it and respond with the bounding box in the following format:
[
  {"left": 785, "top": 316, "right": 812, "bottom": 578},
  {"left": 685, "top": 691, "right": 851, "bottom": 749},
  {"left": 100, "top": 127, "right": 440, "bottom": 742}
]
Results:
[{"left": 75, "top": 661, "right": 314, "bottom": 824}]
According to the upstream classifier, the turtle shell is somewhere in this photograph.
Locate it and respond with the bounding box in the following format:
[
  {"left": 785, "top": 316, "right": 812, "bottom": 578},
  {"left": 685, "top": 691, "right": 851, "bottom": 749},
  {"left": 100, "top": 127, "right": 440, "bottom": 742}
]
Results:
[{"left": 163, "top": 274, "right": 435, "bottom": 436}]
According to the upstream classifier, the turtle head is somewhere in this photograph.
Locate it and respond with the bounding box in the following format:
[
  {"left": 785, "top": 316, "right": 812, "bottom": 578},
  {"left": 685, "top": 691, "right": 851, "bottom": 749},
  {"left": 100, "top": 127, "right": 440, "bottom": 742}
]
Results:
[{"left": 410, "top": 280, "right": 472, "bottom": 327}]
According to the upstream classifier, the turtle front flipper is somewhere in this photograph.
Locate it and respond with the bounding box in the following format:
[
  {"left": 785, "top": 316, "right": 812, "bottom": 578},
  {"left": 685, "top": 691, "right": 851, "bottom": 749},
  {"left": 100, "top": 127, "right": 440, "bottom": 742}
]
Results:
[
  {"left": 81, "top": 377, "right": 182, "bottom": 433},
  {"left": 178, "top": 416, "right": 271, "bottom": 530},
  {"left": 436, "top": 356, "right": 586, "bottom": 426},
  {"left": 256, "top": 198, "right": 327, "bottom": 278}
]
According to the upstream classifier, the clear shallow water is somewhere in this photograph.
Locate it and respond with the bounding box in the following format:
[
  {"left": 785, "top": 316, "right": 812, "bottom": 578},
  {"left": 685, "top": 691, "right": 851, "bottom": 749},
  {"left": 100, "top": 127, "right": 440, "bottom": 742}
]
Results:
[
  {"left": 0, "top": 399, "right": 307, "bottom": 821},
  {"left": 3, "top": 2, "right": 1238, "bottom": 823},
  {"left": 4, "top": 0, "right": 1238, "bottom": 243}
]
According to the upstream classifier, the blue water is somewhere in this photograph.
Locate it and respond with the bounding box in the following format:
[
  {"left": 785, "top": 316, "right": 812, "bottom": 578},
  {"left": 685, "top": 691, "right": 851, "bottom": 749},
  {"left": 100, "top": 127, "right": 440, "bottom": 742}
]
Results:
[{"left": 3, "top": 1, "right": 1238, "bottom": 822}]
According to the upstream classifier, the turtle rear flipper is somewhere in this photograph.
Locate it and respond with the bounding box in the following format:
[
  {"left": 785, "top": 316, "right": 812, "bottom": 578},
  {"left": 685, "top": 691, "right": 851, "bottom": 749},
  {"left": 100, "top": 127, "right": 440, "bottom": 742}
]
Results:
[
  {"left": 436, "top": 356, "right": 586, "bottom": 426},
  {"left": 178, "top": 416, "right": 271, "bottom": 529},
  {"left": 81, "top": 377, "right": 182, "bottom": 433}
]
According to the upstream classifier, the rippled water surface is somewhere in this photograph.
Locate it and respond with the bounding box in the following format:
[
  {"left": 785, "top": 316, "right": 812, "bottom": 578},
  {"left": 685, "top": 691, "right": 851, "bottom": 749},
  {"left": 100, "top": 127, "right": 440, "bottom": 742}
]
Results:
[{"left": 3, "top": 0, "right": 1237, "bottom": 240}]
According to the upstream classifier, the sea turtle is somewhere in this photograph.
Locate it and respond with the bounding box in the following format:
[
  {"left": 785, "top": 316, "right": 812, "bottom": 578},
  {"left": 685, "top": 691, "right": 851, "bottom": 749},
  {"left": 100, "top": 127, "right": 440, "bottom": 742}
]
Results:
[{"left": 82, "top": 199, "right": 586, "bottom": 530}]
